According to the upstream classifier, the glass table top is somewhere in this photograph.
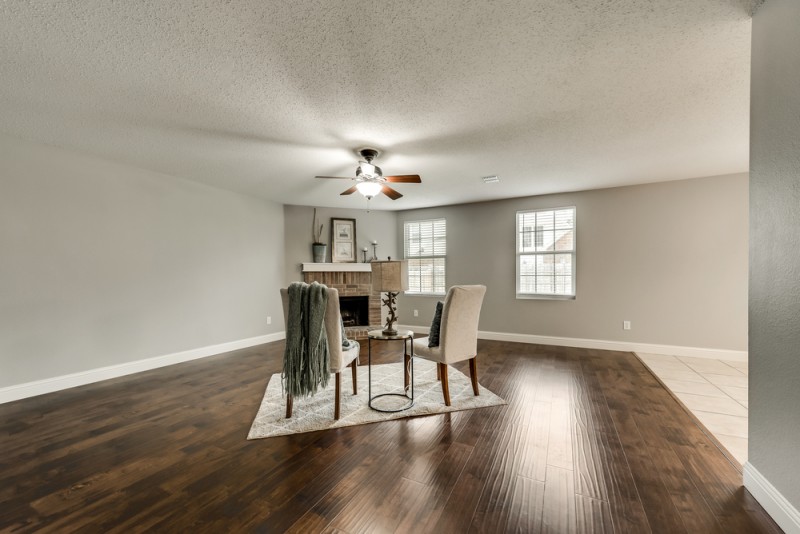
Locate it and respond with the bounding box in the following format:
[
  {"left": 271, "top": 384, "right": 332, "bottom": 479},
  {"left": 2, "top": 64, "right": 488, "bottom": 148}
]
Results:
[{"left": 367, "top": 329, "right": 414, "bottom": 340}]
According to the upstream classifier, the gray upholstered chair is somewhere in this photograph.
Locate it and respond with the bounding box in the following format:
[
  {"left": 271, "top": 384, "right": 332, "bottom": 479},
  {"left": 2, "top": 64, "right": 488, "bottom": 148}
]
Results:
[
  {"left": 280, "top": 287, "right": 360, "bottom": 420},
  {"left": 406, "top": 285, "right": 486, "bottom": 406}
]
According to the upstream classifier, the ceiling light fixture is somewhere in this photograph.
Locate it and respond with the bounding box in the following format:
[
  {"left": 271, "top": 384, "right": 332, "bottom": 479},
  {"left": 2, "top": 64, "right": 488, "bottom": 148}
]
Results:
[{"left": 356, "top": 181, "right": 382, "bottom": 199}]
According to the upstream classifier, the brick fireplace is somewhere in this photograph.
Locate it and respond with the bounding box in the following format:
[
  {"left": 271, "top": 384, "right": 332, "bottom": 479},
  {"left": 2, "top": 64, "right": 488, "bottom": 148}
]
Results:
[{"left": 301, "top": 263, "right": 382, "bottom": 339}]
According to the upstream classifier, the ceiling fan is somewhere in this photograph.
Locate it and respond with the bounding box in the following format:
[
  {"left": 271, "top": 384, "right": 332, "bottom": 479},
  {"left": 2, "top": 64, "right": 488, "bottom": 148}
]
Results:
[{"left": 315, "top": 148, "right": 422, "bottom": 200}]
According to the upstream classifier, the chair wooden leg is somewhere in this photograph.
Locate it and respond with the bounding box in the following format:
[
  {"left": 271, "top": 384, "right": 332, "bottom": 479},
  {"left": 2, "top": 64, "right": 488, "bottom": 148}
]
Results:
[
  {"left": 334, "top": 372, "right": 341, "bottom": 420},
  {"left": 436, "top": 364, "right": 441, "bottom": 381},
  {"left": 351, "top": 359, "right": 358, "bottom": 395},
  {"left": 285, "top": 394, "right": 293, "bottom": 419},
  {"left": 439, "top": 363, "right": 451, "bottom": 406},
  {"left": 469, "top": 356, "right": 479, "bottom": 396}
]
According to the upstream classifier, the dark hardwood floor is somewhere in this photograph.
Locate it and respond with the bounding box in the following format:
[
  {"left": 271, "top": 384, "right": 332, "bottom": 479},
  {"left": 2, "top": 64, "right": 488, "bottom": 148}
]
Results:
[{"left": 0, "top": 340, "right": 779, "bottom": 533}]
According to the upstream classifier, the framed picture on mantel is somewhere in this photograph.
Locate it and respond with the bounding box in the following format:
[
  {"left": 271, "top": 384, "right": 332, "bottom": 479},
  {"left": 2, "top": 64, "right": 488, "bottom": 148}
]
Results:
[{"left": 331, "top": 218, "right": 357, "bottom": 263}]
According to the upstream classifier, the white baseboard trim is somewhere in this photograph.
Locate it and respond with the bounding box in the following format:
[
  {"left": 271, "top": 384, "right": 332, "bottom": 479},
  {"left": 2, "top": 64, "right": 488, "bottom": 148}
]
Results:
[
  {"left": 0, "top": 332, "right": 286, "bottom": 405},
  {"left": 397, "top": 325, "right": 747, "bottom": 361},
  {"left": 744, "top": 462, "right": 800, "bottom": 534},
  {"left": 16, "top": 325, "right": 737, "bottom": 406}
]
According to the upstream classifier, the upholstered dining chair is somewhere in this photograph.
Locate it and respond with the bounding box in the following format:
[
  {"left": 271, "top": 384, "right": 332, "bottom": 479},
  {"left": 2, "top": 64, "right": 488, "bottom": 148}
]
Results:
[
  {"left": 280, "top": 286, "right": 360, "bottom": 420},
  {"left": 405, "top": 285, "right": 486, "bottom": 406}
]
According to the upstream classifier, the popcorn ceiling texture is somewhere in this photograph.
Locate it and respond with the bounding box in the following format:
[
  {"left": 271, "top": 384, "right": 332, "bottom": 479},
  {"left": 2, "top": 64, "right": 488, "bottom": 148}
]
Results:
[{"left": 0, "top": 1, "right": 760, "bottom": 209}]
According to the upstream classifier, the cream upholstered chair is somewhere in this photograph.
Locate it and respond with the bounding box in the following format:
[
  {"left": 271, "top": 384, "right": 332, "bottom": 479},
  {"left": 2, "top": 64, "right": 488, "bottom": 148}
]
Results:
[
  {"left": 406, "top": 285, "right": 486, "bottom": 406},
  {"left": 280, "top": 287, "right": 360, "bottom": 420}
]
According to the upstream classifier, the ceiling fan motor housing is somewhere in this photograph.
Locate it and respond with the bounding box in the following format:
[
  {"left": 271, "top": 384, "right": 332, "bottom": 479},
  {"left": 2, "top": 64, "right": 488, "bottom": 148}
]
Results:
[{"left": 356, "top": 162, "right": 382, "bottom": 180}]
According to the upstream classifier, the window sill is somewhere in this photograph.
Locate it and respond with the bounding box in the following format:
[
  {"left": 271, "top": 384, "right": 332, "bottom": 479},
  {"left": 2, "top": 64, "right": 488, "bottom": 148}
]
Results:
[
  {"left": 404, "top": 292, "right": 446, "bottom": 297},
  {"left": 516, "top": 293, "right": 576, "bottom": 301}
]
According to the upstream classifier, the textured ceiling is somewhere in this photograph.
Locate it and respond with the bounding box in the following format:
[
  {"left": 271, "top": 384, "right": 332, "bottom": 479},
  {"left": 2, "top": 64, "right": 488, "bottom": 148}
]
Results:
[{"left": 0, "top": 0, "right": 761, "bottom": 210}]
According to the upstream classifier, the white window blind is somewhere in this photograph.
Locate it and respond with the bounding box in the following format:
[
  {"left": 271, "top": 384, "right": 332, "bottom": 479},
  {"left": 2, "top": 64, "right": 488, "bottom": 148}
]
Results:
[
  {"left": 404, "top": 218, "right": 446, "bottom": 295},
  {"left": 516, "top": 207, "right": 575, "bottom": 298}
]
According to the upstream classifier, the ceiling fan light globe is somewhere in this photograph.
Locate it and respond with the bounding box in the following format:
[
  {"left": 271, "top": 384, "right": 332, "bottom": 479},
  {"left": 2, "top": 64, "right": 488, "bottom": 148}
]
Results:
[{"left": 356, "top": 181, "right": 382, "bottom": 198}]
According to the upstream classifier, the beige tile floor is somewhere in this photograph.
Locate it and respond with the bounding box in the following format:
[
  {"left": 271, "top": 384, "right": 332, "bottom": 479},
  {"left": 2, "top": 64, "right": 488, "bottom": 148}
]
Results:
[{"left": 636, "top": 353, "right": 748, "bottom": 465}]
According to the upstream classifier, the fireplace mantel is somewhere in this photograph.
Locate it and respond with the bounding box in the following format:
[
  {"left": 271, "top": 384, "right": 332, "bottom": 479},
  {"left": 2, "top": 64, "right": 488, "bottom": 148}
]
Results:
[{"left": 301, "top": 263, "right": 372, "bottom": 273}]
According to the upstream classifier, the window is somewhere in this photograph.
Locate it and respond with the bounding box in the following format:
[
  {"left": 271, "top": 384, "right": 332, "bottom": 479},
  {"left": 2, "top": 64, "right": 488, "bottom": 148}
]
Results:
[
  {"left": 522, "top": 224, "right": 544, "bottom": 248},
  {"left": 404, "top": 218, "right": 446, "bottom": 295},
  {"left": 517, "top": 207, "right": 575, "bottom": 298}
]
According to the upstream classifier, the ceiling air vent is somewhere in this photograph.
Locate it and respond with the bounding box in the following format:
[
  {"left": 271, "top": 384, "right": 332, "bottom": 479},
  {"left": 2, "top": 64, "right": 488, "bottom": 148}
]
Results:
[{"left": 482, "top": 175, "right": 500, "bottom": 184}]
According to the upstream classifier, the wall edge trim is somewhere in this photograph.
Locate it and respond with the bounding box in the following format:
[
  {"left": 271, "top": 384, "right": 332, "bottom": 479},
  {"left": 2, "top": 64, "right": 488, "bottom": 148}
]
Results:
[
  {"left": 3, "top": 327, "right": 746, "bottom": 405},
  {"left": 397, "top": 325, "right": 747, "bottom": 361},
  {"left": 744, "top": 462, "right": 800, "bottom": 534},
  {"left": 0, "top": 332, "right": 285, "bottom": 404}
]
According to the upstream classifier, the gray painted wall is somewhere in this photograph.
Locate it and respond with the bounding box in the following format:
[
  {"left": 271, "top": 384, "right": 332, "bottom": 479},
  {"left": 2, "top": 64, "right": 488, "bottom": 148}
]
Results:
[
  {"left": 749, "top": 0, "right": 800, "bottom": 510},
  {"left": 283, "top": 204, "right": 399, "bottom": 285},
  {"left": 397, "top": 174, "right": 749, "bottom": 350},
  {"left": 0, "top": 135, "right": 284, "bottom": 388}
]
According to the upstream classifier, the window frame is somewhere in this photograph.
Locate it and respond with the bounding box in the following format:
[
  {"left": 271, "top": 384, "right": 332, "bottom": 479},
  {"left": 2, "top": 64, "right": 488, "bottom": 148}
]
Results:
[
  {"left": 516, "top": 206, "right": 576, "bottom": 300},
  {"left": 403, "top": 217, "right": 447, "bottom": 296}
]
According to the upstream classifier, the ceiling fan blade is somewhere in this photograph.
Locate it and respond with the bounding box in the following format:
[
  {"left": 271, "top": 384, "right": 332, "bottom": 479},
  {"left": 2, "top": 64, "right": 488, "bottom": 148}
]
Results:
[
  {"left": 315, "top": 175, "right": 352, "bottom": 180},
  {"left": 340, "top": 185, "right": 358, "bottom": 196},
  {"left": 381, "top": 185, "right": 403, "bottom": 200},
  {"left": 384, "top": 174, "right": 422, "bottom": 183}
]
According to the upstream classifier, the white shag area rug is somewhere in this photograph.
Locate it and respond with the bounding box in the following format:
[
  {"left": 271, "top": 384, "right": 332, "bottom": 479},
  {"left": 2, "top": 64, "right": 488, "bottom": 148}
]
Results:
[{"left": 247, "top": 358, "right": 506, "bottom": 439}]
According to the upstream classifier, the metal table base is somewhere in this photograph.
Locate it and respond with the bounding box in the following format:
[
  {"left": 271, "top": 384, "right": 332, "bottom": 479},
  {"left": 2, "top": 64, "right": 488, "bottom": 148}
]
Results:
[{"left": 367, "top": 330, "right": 414, "bottom": 413}]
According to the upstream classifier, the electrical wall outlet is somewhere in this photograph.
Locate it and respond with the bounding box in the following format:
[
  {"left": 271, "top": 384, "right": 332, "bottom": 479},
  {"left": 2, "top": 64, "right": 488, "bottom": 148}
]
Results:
[
  {"left": 623, "top": 320, "right": 631, "bottom": 330},
  {"left": 413, "top": 309, "right": 419, "bottom": 317},
  {"left": 267, "top": 316, "right": 272, "bottom": 325}
]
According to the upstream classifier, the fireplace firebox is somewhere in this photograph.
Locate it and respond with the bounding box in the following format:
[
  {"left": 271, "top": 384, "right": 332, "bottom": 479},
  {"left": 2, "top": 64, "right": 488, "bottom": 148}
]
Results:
[{"left": 339, "top": 296, "right": 370, "bottom": 327}]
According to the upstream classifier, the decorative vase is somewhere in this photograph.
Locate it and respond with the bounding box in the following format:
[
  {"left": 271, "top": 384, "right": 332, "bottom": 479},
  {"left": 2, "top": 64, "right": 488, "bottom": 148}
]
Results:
[{"left": 312, "top": 244, "right": 327, "bottom": 263}]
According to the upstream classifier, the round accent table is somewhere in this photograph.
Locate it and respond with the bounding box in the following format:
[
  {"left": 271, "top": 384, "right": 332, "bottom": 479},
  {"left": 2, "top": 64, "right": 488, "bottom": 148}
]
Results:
[{"left": 367, "top": 329, "right": 414, "bottom": 412}]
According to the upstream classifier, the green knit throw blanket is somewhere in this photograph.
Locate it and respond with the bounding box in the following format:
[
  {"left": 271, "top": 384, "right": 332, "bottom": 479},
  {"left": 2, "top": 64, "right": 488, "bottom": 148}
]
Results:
[{"left": 283, "top": 281, "right": 330, "bottom": 397}]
